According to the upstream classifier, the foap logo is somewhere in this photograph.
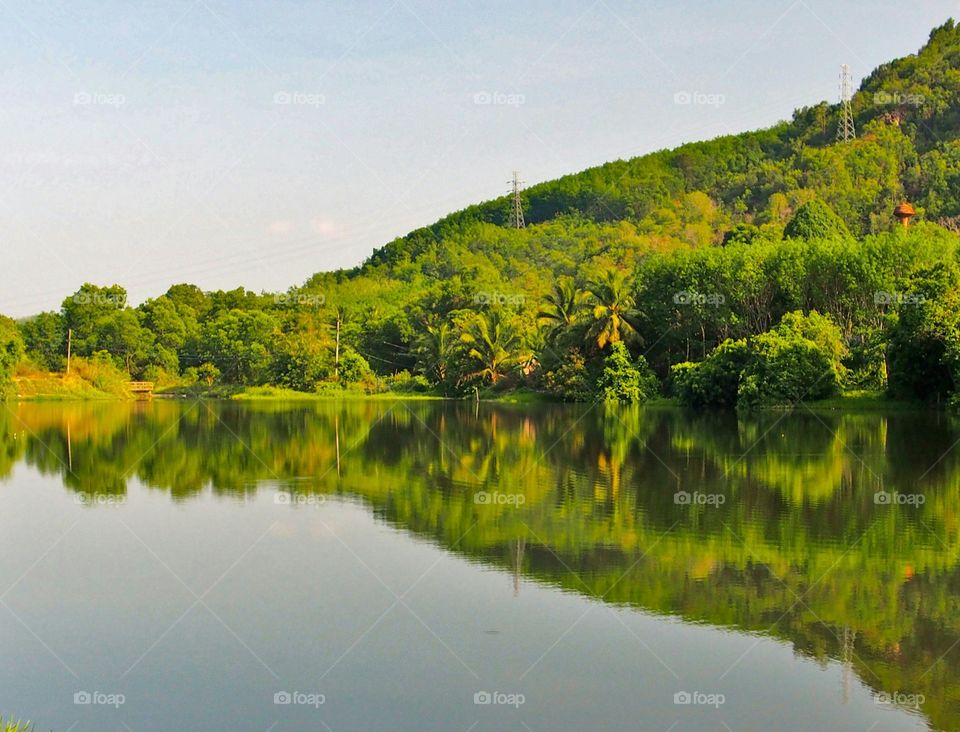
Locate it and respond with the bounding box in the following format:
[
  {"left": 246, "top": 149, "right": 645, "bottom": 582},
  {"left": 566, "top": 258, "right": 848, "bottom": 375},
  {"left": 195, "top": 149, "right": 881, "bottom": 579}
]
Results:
[
  {"left": 275, "top": 493, "right": 326, "bottom": 507},
  {"left": 72, "top": 291, "right": 127, "bottom": 307},
  {"left": 273, "top": 91, "right": 326, "bottom": 107},
  {"left": 673, "top": 290, "right": 725, "bottom": 307},
  {"left": 474, "top": 491, "right": 526, "bottom": 507},
  {"left": 874, "top": 291, "right": 925, "bottom": 306},
  {"left": 874, "top": 490, "right": 925, "bottom": 507},
  {"left": 673, "top": 690, "right": 725, "bottom": 708},
  {"left": 873, "top": 91, "right": 925, "bottom": 107},
  {"left": 473, "top": 291, "right": 525, "bottom": 306},
  {"left": 473, "top": 91, "right": 525, "bottom": 107},
  {"left": 673, "top": 90, "right": 725, "bottom": 108},
  {"left": 74, "top": 493, "right": 126, "bottom": 507},
  {"left": 274, "top": 292, "right": 326, "bottom": 307},
  {"left": 74, "top": 690, "right": 125, "bottom": 708},
  {"left": 473, "top": 690, "right": 525, "bottom": 708},
  {"left": 273, "top": 690, "right": 325, "bottom": 708},
  {"left": 73, "top": 91, "right": 126, "bottom": 108},
  {"left": 674, "top": 490, "right": 725, "bottom": 507},
  {"left": 874, "top": 691, "right": 924, "bottom": 710}
]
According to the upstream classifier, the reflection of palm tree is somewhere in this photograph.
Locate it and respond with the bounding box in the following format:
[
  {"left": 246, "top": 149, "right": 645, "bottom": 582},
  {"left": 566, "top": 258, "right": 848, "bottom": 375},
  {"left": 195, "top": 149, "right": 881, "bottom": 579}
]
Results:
[
  {"left": 461, "top": 310, "right": 523, "bottom": 385},
  {"left": 537, "top": 277, "right": 584, "bottom": 340},
  {"left": 585, "top": 270, "right": 641, "bottom": 350}
]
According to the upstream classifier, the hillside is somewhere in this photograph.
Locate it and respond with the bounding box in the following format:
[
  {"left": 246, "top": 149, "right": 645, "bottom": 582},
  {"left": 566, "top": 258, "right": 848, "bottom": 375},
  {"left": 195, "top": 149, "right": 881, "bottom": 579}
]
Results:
[
  {"left": 7, "top": 21, "right": 960, "bottom": 406},
  {"left": 369, "top": 18, "right": 960, "bottom": 270}
]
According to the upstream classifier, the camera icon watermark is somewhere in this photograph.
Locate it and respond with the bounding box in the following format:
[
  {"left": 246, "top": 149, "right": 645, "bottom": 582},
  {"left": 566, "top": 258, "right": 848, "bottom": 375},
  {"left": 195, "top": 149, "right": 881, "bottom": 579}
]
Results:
[
  {"left": 274, "top": 493, "right": 326, "bottom": 507},
  {"left": 473, "top": 91, "right": 525, "bottom": 107},
  {"left": 474, "top": 690, "right": 525, "bottom": 707},
  {"left": 473, "top": 291, "right": 526, "bottom": 306},
  {"left": 474, "top": 491, "right": 526, "bottom": 506},
  {"left": 72, "top": 291, "right": 127, "bottom": 307},
  {"left": 273, "top": 91, "right": 326, "bottom": 107},
  {"left": 274, "top": 292, "right": 326, "bottom": 307},
  {"left": 674, "top": 490, "right": 725, "bottom": 507},
  {"left": 274, "top": 690, "right": 325, "bottom": 707},
  {"left": 874, "top": 490, "right": 924, "bottom": 507},
  {"left": 872, "top": 91, "right": 925, "bottom": 107},
  {"left": 874, "top": 291, "right": 925, "bottom": 306},
  {"left": 673, "top": 690, "right": 725, "bottom": 707},
  {"left": 74, "top": 91, "right": 126, "bottom": 108},
  {"left": 874, "top": 691, "right": 924, "bottom": 710},
  {"left": 74, "top": 690, "right": 125, "bottom": 708},
  {"left": 673, "top": 290, "right": 725, "bottom": 307},
  {"left": 74, "top": 493, "right": 126, "bottom": 507},
  {"left": 673, "top": 90, "right": 725, "bottom": 107}
]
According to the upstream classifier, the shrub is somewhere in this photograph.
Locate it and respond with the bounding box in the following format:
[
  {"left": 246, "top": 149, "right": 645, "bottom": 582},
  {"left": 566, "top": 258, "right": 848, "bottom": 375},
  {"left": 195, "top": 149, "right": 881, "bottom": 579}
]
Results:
[
  {"left": 672, "top": 338, "right": 751, "bottom": 408},
  {"left": 336, "top": 348, "right": 372, "bottom": 384},
  {"left": 595, "top": 342, "right": 659, "bottom": 404},
  {"left": 543, "top": 348, "right": 595, "bottom": 402},
  {"left": 386, "top": 370, "right": 432, "bottom": 393},
  {"left": 673, "top": 312, "right": 845, "bottom": 409},
  {"left": 70, "top": 352, "right": 130, "bottom": 395},
  {"left": 783, "top": 199, "right": 851, "bottom": 240}
]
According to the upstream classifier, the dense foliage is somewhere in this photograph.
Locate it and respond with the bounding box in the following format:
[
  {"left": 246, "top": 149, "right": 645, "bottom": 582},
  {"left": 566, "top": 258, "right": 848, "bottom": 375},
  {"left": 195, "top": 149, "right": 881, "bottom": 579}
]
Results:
[{"left": 12, "top": 21, "right": 960, "bottom": 407}]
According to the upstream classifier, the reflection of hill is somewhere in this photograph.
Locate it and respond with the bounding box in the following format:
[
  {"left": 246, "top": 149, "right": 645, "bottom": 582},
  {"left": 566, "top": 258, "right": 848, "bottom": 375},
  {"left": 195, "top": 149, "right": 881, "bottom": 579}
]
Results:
[{"left": 4, "top": 400, "right": 959, "bottom": 729}]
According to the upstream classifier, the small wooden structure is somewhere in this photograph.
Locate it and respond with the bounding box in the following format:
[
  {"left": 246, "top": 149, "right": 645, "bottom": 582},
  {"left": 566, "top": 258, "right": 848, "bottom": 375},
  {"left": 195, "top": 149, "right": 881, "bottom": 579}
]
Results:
[
  {"left": 128, "top": 381, "right": 154, "bottom": 399},
  {"left": 894, "top": 202, "right": 916, "bottom": 228}
]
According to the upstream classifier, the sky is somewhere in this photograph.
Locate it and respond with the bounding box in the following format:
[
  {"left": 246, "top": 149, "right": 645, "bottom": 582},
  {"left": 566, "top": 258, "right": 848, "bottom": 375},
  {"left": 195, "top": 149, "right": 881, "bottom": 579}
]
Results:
[{"left": 1, "top": 0, "right": 957, "bottom": 317}]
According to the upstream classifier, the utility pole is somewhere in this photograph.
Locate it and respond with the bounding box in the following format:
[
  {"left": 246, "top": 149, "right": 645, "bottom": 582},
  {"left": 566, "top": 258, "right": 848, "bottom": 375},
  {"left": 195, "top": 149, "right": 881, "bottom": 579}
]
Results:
[
  {"left": 334, "top": 312, "right": 341, "bottom": 379},
  {"left": 836, "top": 64, "right": 856, "bottom": 143},
  {"left": 508, "top": 171, "right": 525, "bottom": 228},
  {"left": 66, "top": 328, "right": 72, "bottom": 374}
]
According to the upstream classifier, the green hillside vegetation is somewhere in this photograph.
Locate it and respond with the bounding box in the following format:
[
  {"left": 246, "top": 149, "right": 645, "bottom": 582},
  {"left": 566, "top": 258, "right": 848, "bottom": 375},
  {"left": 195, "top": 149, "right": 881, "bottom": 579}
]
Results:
[{"left": 10, "top": 21, "right": 960, "bottom": 406}]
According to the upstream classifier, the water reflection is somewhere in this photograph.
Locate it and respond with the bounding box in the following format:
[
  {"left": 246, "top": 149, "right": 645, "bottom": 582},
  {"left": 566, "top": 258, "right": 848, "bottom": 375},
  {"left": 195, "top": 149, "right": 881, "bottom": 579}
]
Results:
[{"left": 2, "top": 400, "right": 958, "bottom": 729}]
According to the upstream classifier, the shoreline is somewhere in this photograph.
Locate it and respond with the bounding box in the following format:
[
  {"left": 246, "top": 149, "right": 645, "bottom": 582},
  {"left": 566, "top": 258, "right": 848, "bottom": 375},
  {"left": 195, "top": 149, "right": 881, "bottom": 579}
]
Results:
[{"left": 8, "top": 386, "right": 929, "bottom": 412}]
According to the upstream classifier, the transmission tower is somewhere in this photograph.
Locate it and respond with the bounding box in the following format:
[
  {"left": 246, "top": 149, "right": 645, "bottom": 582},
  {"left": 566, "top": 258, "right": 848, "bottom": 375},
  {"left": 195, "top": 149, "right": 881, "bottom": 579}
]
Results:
[
  {"left": 508, "top": 171, "right": 525, "bottom": 228},
  {"left": 836, "top": 64, "right": 856, "bottom": 143}
]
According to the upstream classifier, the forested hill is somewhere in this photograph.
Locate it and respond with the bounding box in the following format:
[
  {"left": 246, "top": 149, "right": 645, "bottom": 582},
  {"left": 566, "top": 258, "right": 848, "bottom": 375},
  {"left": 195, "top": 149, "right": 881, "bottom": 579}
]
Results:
[
  {"left": 365, "top": 18, "right": 960, "bottom": 272},
  {"left": 9, "top": 21, "right": 960, "bottom": 407}
]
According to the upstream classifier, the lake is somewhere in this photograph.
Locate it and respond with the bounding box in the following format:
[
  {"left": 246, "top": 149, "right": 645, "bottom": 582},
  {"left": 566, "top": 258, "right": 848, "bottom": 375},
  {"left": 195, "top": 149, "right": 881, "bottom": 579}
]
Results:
[{"left": 0, "top": 400, "right": 954, "bottom": 731}]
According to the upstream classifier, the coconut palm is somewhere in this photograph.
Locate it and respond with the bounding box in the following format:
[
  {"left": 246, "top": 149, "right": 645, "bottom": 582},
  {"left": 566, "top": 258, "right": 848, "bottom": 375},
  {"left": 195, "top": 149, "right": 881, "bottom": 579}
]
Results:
[
  {"left": 585, "top": 270, "right": 641, "bottom": 350},
  {"left": 415, "top": 321, "right": 453, "bottom": 382},
  {"left": 460, "top": 310, "right": 524, "bottom": 385},
  {"left": 537, "top": 277, "right": 585, "bottom": 341}
]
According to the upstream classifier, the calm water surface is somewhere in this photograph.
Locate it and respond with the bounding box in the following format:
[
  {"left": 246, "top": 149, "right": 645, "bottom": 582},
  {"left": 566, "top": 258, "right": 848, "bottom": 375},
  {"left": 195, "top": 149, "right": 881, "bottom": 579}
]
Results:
[{"left": 0, "top": 400, "right": 955, "bottom": 731}]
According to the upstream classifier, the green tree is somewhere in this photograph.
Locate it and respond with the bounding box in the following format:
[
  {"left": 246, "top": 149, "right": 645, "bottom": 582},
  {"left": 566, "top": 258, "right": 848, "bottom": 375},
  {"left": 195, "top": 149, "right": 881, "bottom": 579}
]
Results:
[
  {"left": 783, "top": 199, "right": 852, "bottom": 240},
  {"left": 0, "top": 316, "right": 25, "bottom": 395},
  {"left": 585, "top": 270, "right": 641, "bottom": 351},
  {"left": 459, "top": 310, "right": 524, "bottom": 385},
  {"left": 19, "top": 311, "right": 66, "bottom": 371},
  {"left": 595, "top": 342, "right": 659, "bottom": 403},
  {"left": 197, "top": 362, "right": 221, "bottom": 387},
  {"left": 537, "top": 277, "right": 585, "bottom": 342}
]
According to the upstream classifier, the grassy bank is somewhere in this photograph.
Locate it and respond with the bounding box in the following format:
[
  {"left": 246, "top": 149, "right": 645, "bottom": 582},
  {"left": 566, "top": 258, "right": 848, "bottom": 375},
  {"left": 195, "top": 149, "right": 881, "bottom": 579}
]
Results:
[
  {"left": 13, "top": 373, "right": 127, "bottom": 401},
  {"left": 802, "top": 390, "right": 927, "bottom": 412},
  {"left": 230, "top": 385, "right": 444, "bottom": 401}
]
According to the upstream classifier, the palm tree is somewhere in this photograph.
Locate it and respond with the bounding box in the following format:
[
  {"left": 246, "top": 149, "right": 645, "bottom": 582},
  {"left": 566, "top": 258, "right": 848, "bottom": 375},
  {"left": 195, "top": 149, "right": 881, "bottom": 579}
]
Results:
[
  {"left": 585, "top": 270, "right": 641, "bottom": 351},
  {"left": 460, "top": 310, "right": 523, "bottom": 385},
  {"left": 537, "top": 277, "right": 585, "bottom": 341},
  {"left": 415, "top": 321, "right": 453, "bottom": 382}
]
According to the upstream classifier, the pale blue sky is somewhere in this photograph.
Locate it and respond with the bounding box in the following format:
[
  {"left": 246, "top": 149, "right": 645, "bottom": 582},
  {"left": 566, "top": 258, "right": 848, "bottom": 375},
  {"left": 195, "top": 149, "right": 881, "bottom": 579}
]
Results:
[{"left": 2, "top": 0, "right": 956, "bottom": 316}]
